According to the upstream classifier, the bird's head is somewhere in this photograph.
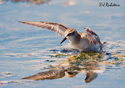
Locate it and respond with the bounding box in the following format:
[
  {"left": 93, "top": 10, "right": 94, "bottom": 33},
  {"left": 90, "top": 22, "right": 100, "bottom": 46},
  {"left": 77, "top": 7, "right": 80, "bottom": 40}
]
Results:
[{"left": 60, "top": 28, "right": 77, "bottom": 44}]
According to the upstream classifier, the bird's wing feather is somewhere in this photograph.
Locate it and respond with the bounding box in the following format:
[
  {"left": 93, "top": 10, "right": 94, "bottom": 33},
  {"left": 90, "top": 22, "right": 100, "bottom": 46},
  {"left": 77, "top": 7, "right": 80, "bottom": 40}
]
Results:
[
  {"left": 18, "top": 21, "right": 68, "bottom": 36},
  {"left": 84, "top": 27, "right": 102, "bottom": 50}
]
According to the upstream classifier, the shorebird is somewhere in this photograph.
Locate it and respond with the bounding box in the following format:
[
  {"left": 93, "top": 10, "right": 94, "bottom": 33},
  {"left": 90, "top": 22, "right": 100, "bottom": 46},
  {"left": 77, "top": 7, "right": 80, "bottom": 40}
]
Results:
[{"left": 18, "top": 21, "right": 105, "bottom": 51}]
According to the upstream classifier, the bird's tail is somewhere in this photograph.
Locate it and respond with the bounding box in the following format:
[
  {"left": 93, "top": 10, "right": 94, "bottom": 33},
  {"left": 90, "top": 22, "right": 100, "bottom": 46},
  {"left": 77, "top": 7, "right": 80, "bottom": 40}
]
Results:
[{"left": 100, "top": 42, "right": 107, "bottom": 51}]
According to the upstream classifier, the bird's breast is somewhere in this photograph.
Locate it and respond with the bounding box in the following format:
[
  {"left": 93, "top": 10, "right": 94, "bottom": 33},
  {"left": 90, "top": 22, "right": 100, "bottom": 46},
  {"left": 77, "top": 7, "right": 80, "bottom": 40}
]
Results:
[{"left": 71, "top": 39, "right": 99, "bottom": 51}]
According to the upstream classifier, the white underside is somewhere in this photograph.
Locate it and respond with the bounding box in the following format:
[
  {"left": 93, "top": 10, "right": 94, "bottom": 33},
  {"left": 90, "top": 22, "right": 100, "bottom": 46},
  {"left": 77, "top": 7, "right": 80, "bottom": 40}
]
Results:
[{"left": 70, "top": 39, "right": 99, "bottom": 51}]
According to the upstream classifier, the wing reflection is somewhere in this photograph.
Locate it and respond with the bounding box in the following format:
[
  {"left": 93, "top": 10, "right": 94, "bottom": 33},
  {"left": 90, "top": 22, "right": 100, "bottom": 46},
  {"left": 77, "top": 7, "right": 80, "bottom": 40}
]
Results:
[
  {"left": 22, "top": 52, "right": 111, "bottom": 83},
  {"left": 85, "top": 71, "right": 97, "bottom": 83},
  {"left": 22, "top": 70, "right": 65, "bottom": 80}
]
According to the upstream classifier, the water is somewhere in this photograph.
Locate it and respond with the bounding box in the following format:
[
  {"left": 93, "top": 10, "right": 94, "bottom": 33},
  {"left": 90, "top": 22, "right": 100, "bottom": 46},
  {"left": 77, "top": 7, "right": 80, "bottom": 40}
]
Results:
[{"left": 0, "top": 0, "right": 125, "bottom": 88}]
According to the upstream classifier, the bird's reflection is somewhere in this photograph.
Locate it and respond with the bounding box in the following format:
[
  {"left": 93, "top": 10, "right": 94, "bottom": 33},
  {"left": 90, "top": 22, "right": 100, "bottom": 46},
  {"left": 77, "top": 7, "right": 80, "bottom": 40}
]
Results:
[
  {"left": 85, "top": 72, "right": 97, "bottom": 83},
  {"left": 22, "top": 52, "right": 110, "bottom": 83}
]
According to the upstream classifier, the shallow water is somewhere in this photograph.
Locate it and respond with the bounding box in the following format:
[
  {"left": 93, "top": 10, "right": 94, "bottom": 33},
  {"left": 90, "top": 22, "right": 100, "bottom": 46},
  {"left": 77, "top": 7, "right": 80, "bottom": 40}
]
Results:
[{"left": 0, "top": 0, "right": 125, "bottom": 88}]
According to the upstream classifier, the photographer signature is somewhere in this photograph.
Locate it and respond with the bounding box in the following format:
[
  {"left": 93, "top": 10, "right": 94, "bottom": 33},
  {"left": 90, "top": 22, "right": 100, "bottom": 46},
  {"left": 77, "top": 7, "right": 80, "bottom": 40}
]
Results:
[{"left": 99, "top": 2, "right": 120, "bottom": 7}]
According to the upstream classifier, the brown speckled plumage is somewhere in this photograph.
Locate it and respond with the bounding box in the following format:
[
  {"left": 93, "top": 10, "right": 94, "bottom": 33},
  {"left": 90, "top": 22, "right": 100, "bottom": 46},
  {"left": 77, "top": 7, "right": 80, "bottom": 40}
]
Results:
[{"left": 18, "top": 21, "right": 105, "bottom": 51}]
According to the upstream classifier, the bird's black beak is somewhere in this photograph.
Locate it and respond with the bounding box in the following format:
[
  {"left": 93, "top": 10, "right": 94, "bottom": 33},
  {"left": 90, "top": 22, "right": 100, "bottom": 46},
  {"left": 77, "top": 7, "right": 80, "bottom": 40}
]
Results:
[{"left": 60, "top": 37, "right": 67, "bottom": 44}]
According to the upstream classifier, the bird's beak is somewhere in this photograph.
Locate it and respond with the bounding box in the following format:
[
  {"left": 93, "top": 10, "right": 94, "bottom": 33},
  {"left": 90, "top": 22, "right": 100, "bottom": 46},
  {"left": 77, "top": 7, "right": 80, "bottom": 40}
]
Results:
[{"left": 60, "top": 37, "right": 67, "bottom": 44}]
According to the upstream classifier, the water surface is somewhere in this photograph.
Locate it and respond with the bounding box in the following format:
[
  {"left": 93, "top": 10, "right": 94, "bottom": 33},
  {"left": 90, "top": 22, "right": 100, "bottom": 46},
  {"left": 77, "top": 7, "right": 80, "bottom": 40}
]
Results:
[{"left": 0, "top": 0, "right": 125, "bottom": 88}]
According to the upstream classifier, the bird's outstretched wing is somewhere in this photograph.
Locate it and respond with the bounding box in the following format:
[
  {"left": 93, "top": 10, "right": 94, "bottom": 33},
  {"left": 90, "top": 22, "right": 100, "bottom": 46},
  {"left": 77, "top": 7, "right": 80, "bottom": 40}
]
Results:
[
  {"left": 84, "top": 27, "right": 102, "bottom": 50},
  {"left": 18, "top": 21, "right": 69, "bottom": 37}
]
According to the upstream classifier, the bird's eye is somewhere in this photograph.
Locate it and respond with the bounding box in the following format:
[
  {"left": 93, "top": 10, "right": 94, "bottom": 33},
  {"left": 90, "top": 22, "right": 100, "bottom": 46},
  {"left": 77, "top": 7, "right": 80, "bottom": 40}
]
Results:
[
  {"left": 67, "top": 32, "right": 75, "bottom": 36},
  {"left": 67, "top": 33, "right": 71, "bottom": 36}
]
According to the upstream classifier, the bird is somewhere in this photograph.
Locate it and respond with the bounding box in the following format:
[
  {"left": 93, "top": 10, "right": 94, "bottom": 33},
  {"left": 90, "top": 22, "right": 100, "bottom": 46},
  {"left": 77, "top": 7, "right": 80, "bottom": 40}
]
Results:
[{"left": 18, "top": 21, "right": 105, "bottom": 51}]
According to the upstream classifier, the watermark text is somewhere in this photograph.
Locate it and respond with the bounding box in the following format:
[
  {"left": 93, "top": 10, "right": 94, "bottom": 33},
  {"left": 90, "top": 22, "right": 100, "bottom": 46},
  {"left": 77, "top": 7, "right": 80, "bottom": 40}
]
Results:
[{"left": 99, "top": 2, "right": 120, "bottom": 7}]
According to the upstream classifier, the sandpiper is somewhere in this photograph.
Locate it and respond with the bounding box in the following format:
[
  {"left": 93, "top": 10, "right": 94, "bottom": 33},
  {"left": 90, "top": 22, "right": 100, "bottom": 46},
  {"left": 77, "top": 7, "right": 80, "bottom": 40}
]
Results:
[{"left": 18, "top": 21, "right": 105, "bottom": 51}]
